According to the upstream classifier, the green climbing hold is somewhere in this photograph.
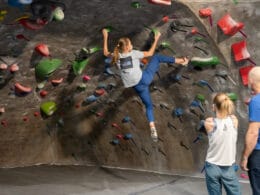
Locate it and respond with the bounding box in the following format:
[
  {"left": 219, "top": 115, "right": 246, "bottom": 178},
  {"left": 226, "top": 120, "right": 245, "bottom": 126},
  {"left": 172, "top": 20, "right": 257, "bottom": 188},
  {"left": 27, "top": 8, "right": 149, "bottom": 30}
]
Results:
[
  {"left": 131, "top": 1, "right": 141, "bottom": 8},
  {"left": 72, "top": 58, "right": 89, "bottom": 75},
  {"left": 160, "top": 41, "right": 175, "bottom": 54},
  {"left": 35, "top": 59, "right": 62, "bottom": 79},
  {"left": 40, "top": 101, "right": 57, "bottom": 116},
  {"left": 88, "top": 46, "right": 101, "bottom": 54},
  {"left": 196, "top": 94, "right": 205, "bottom": 103},
  {"left": 227, "top": 92, "right": 238, "bottom": 101},
  {"left": 191, "top": 56, "right": 220, "bottom": 68},
  {"left": 104, "top": 26, "right": 116, "bottom": 32}
]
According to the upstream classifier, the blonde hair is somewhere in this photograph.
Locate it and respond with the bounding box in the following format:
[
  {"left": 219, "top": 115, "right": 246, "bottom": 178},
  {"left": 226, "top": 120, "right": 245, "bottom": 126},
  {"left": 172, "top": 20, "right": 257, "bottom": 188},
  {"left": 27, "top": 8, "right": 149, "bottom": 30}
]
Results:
[
  {"left": 112, "top": 37, "right": 130, "bottom": 65},
  {"left": 213, "top": 93, "right": 234, "bottom": 117}
]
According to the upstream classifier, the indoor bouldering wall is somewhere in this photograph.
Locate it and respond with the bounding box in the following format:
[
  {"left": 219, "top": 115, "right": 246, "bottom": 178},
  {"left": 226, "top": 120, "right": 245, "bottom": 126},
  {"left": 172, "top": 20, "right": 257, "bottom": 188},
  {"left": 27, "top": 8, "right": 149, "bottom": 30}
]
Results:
[{"left": 0, "top": 0, "right": 259, "bottom": 180}]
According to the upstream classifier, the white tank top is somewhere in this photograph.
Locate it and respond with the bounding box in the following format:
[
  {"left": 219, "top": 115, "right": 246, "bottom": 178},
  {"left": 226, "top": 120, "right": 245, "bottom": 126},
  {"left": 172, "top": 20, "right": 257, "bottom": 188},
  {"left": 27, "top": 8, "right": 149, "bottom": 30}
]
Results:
[{"left": 206, "top": 116, "right": 237, "bottom": 166}]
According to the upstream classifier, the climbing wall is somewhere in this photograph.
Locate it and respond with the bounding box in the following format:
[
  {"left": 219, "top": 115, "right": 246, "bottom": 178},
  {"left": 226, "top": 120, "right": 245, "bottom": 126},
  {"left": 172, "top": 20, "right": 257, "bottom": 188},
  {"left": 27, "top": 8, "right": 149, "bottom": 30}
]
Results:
[{"left": 0, "top": 0, "right": 259, "bottom": 178}]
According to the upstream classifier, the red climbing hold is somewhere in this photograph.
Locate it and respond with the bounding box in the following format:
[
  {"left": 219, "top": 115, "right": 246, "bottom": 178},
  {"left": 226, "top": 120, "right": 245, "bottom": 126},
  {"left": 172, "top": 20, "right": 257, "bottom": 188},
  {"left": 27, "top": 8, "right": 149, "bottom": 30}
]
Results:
[
  {"left": 34, "top": 111, "right": 40, "bottom": 117},
  {"left": 162, "top": 16, "right": 169, "bottom": 23},
  {"left": 40, "top": 90, "right": 48, "bottom": 97},
  {"left": 217, "top": 14, "right": 244, "bottom": 36},
  {"left": 1, "top": 119, "right": 7, "bottom": 127},
  {"left": 23, "top": 116, "right": 29, "bottom": 122},
  {"left": 239, "top": 64, "right": 254, "bottom": 86},
  {"left": 148, "top": 0, "right": 171, "bottom": 6},
  {"left": 18, "top": 18, "right": 45, "bottom": 30},
  {"left": 231, "top": 40, "right": 250, "bottom": 62},
  {"left": 35, "top": 43, "right": 50, "bottom": 56},
  {"left": 199, "top": 8, "right": 212, "bottom": 17}
]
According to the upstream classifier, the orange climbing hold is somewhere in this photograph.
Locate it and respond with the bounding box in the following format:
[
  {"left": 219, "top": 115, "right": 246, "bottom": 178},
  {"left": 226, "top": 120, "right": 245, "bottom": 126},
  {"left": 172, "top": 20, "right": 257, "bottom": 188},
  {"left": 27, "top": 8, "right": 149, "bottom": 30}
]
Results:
[
  {"left": 15, "top": 82, "right": 32, "bottom": 94},
  {"left": 10, "top": 63, "right": 19, "bottom": 73},
  {"left": 231, "top": 40, "right": 250, "bottom": 62},
  {"left": 35, "top": 43, "right": 50, "bottom": 56},
  {"left": 148, "top": 0, "right": 171, "bottom": 6},
  {"left": 217, "top": 14, "right": 244, "bottom": 36},
  {"left": 51, "top": 78, "right": 63, "bottom": 85}
]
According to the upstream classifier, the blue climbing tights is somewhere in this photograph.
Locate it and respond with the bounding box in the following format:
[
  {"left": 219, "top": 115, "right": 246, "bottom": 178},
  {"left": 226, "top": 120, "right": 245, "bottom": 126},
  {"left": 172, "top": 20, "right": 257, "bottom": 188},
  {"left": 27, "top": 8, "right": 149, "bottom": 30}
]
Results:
[{"left": 133, "top": 54, "right": 175, "bottom": 122}]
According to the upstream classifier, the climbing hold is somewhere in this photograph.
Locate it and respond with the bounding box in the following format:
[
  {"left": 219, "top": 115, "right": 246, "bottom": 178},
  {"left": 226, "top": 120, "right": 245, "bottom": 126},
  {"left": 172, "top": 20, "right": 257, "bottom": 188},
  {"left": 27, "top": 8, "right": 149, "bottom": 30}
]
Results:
[
  {"left": 191, "top": 56, "right": 219, "bottom": 68},
  {"left": 112, "top": 123, "right": 122, "bottom": 130},
  {"left": 18, "top": 18, "right": 45, "bottom": 30},
  {"left": 162, "top": 15, "right": 169, "bottom": 23},
  {"left": 95, "top": 88, "right": 105, "bottom": 96},
  {"left": 193, "top": 134, "right": 203, "bottom": 143},
  {"left": 16, "top": 34, "right": 30, "bottom": 41},
  {"left": 116, "top": 134, "right": 124, "bottom": 140},
  {"left": 111, "top": 139, "right": 120, "bottom": 145},
  {"left": 231, "top": 41, "right": 253, "bottom": 63},
  {"left": 22, "top": 116, "right": 29, "bottom": 122},
  {"left": 159, "top": 42, "right": 175, "bottom": 54},
  {"left": 37, "top": 82, "right": 46, "bottom": 90},
  {"left": 85, "top": 95, "right": 98, "bottom": 103},
  {"left": 10, "top": 63, "right": 19, "bottom": 73},
  {"left": 239, "top": 65, "right": 254, "bottom": 86},
  {"left": 52, "top": 7, "right": 64, "bottom": 21},
  {"left": 215, "top": 70, "right": 237, "bottom": 86},
  {"left": 197, "top": 80, "right": 214, "bottom": 92},
  {"left": 39, "top": 90, "right": 48, "bottom": 97},
  {"left": 0, "top": 64, "right": 8, "bottom": 70},
  {"left": 196, "top": 94, "right": 205, "bottom": 103},
  {"left": 199, "top": 8, "right": 212, "bottom": 17},
  {"left": 122, "top": 116, "right": 131, "bottom": 123},
  {"left": 77, "top": 83, "right": 87, "bottom": 91},
  {"left": 227, "top": 92, "right": 238, "bottom": 101},
  {"left": 1, "top": 119, "right": 7, "bottom": 127},
  {"left": 191, "top": 27, "right": 206, "bottom": 37},
  {"left": 190, "top": 100, "right": 204, "bottom": 113},
  {"left": 180, "top": 141, "right": 189, "bottom": 150},
  {"left": 217, "top": 14, "right": 245, "bottom": 37},
  {"left": 82, "top": 75, "right": 91, "bottom": 81},
  {"left": 40, "top": 101, "right": 57, "bottom": 116},
  {"left": 199, "top": 8, "right": 213, "bottom": 26},
  {"left": 72, "top": 59, "right": 89, "bottom": 75},
  {"left": 147, "top": 0, "right": 171, "bottom": 6},
  {"left": 131, "top": 1, "right": 141, "bottom": 8},
  {"left": 173, "top": 108, "right": 184, "bottom": 122},
  {"left": 35, "top": 43, "right": 50, "bottom": 57},
  {"left": 15, "top": 82, "right": 32, "bottom": 95},
  {"left": 51, "top": 78, "right": 63, "bottom": 85},
  {"left": 34, "top": 111, "right": 40, "bottom": 117},
  {"left": 0, "top": 107, "right": 5, "bottom": 113},
  {"left": 194, "top": 46, "right": 208, "bottom": 55},
  {"left": 36, "top": 59, "right": 62, "bottom": 79},
  {"left": 124, "top": 133, "right": 133, "bottom": 140}
]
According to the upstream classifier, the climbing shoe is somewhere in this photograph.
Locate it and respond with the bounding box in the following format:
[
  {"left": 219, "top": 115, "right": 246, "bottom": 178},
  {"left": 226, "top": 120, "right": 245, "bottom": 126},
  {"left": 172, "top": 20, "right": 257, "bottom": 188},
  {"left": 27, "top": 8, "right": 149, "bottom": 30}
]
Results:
[{"left": 150, "top": 127, "right": 158, "bottom": 142}]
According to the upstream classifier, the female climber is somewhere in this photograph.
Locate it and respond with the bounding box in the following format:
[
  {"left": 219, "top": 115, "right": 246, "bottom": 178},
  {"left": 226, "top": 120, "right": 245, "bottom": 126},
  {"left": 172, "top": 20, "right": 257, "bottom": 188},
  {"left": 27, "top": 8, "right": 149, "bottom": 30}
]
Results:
[
  {"left": 102, "top": 28, "right": 188, "bottom": 142},
  {"left": 204, "top": 93, "right": 241, "bottom": 195}
]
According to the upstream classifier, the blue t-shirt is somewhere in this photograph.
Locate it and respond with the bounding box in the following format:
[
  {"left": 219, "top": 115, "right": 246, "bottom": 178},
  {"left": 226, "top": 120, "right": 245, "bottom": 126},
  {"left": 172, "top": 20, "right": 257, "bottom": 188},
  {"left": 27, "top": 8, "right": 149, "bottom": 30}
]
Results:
[{"left": 249, "top": 93, "right": 260, "bottom": 150}]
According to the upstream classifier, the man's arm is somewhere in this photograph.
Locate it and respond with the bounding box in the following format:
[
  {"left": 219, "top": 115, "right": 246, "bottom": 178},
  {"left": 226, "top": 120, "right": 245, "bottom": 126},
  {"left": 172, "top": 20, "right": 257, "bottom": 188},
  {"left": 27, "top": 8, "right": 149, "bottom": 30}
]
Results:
[
  {"left": 240, "top": 122, "right": 260, "bottom": 171},
  {"left": 102, "top": 29, "right": 111, "bottom": 57}
]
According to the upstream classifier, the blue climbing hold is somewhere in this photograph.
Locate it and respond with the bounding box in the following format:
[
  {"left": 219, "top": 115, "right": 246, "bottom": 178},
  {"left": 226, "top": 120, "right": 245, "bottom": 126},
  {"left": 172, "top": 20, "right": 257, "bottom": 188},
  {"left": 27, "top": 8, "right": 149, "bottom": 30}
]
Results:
[{"left": 124, "top": 133, "right": 133, "bottom": 140}]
